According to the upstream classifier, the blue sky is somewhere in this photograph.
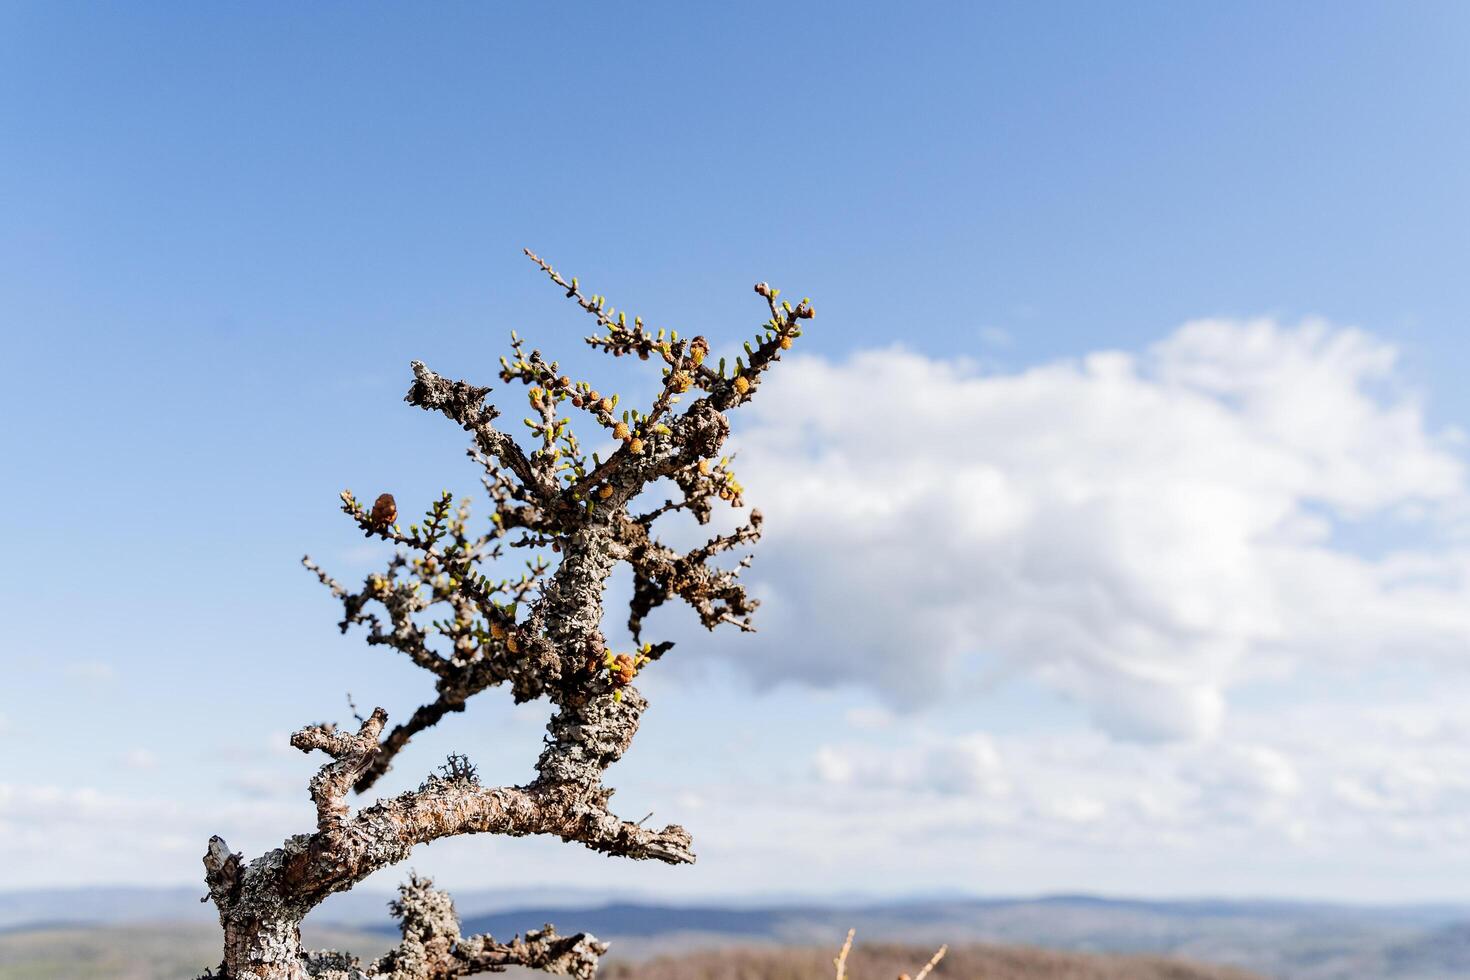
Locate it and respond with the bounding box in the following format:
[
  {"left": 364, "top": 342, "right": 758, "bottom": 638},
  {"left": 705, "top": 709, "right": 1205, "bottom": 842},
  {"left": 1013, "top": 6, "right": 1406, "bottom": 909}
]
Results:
[{"left": 3, "top": 2, "right": 1470, "bottom": 903}]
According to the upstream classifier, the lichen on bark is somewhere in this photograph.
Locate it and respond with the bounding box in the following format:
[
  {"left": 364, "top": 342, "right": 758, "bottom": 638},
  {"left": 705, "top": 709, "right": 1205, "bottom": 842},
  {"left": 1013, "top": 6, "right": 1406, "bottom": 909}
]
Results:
[{"left": 199, "top": 251, "right": 815, "bottom": 979}]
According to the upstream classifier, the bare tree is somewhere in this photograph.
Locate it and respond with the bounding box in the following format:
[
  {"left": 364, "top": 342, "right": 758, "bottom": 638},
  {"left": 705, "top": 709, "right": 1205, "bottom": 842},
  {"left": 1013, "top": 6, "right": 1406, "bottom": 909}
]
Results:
[{"left": 200, "top": 250, "right": 815, "bottom": 979}]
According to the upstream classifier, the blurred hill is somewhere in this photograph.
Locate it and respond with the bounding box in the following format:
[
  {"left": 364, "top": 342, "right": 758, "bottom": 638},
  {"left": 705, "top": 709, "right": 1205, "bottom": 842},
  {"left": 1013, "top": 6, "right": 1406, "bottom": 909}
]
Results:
[{"left": 3, "top": 890, "right": 1470, "bottom": 978}]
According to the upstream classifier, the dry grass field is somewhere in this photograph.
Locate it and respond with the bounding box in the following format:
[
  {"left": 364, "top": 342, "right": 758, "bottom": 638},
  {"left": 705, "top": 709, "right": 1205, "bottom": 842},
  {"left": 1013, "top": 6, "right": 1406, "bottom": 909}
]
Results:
[
  {"left": 594, "top": 942, "right": 1265, "bottom": 980},
  {"left": 0, "top": 927, "right": 1264, "bottom": 980},
  {"left": 0, "top": 925, "right": 390, "bottom": 980}
]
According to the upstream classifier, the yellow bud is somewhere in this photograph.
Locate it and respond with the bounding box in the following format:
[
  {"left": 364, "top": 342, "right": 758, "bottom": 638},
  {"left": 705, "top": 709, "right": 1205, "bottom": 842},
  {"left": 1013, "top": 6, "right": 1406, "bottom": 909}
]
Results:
[
  {"left": 629, "top": 437, "right": 645, "bottom": 454},
  {"left": 612, "top": 422, "right": 630, "bottom": 440},
  {"left": 733, "top": 376, "right": 750, "bottom": 394},
  {"left": 598, "top": 484, "right": 614, "bottom": 500}
]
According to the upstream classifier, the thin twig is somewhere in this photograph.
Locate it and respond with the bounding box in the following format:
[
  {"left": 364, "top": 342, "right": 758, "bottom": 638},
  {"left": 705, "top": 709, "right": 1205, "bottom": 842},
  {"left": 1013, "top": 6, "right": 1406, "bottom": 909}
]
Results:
[
  {"left": 833, "top": 928, "right": 856, "bottom": 980},
  {"left": 912, "top": 944, "right": 948, "bottom": 980}
]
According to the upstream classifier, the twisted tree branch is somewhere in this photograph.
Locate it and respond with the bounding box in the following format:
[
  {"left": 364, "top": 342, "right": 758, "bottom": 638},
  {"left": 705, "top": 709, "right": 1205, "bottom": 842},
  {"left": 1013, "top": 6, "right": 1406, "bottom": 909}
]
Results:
[{"left": 201, "top": 252, "right": 815, "bottom": 979}]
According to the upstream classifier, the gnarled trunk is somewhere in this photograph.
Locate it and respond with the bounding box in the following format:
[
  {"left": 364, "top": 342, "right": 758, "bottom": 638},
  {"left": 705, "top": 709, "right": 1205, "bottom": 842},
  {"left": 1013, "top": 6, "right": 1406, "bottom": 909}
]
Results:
[{"left": 220, "top": 911, "right": 307, "bottom": 980}]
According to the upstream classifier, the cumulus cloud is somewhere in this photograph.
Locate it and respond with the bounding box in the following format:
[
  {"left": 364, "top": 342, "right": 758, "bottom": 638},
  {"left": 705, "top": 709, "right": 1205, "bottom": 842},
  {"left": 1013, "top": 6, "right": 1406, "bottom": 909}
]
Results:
[
  {"left": 11, "top": 319, "right": 1466, "bottom": 898},
  {"left": 816, "top": 733, "right": 1008, "bottom": 797},
  {"left": 799, "top": 698, "right": 1470, "bottom": 861},
  {"left": 697, "top": 319, "right": 1470, "bottom": 741},
  {"left": 0, "top": 781, "right": 306, "bottom": 886}
]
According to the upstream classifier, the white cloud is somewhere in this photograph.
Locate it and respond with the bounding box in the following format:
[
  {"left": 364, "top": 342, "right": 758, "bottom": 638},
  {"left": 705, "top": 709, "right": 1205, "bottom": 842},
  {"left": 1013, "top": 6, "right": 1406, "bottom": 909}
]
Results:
[
  {"left": 791, "top": 697, "right": 1470, "bottom": 866},
  {"left": 0, "top": 782, "right": 307, "bottom": 886},
  {"left": 843, "top": 706, "right": 895, "bottom": 731},
  {"left": 814, "top": 732, "right": 1008, "bottom": 798},
  {"left": 697, "top": 319, "right": 1470, "bottom": 742}
]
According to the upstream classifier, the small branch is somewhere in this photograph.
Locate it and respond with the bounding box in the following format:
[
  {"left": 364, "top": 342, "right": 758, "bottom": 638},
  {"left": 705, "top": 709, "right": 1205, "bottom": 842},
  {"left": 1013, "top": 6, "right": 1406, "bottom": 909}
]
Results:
[
  {"left": 370, "top": 874, "right": 607, "bottom": 979},
  {"left": 352, "top": 694, "right": 466, "bottom": 794},
  {"left": 621, "top": 511, "right": 762, "bottom": 640},
  {"left": 202, "top": 836, "right": 241, "bottom": 910},
  {"left": 291, "top": 708, "right": 387, "bottom": 834},
  {"left": 406, "top": 360, "right": 554, "bottom": 503},
  {"left": 833, "top": 928, "right": 855, "bottom": 980},
  {"left": 910, "top": 944, "right": 949, "bottom": 980},
  {"left": 336, "top": 779, "right": 695, "bottom": 870}
]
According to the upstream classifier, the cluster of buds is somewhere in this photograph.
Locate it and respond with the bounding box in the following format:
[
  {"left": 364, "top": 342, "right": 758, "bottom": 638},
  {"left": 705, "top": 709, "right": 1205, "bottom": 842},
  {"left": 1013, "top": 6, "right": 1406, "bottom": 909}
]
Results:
[
  {"left": 596, "top": 396, "right": 669, "bottom": 460},
  {"left": 756, "top": 280, "right": 815, "bottom": 321},
  {"left": 581, "top": 636, "right": 654, "bottom": 699},
  {"left": 496, "top": 334, "right": 603, "bottom": 482},
  {"left": 570, "top": 385, "right": 616, "bottom": 415},
  {"left": 695, "top": 455, "right": 744, "bottom": 505},
  {"left": 488, "top": 618, "right": 522, "bottom": 654},
  {"left": 719, "top": 475, "right": 745, "bottom": 504},
  {"left": 571, "top": 382, "right": 651, "bottom": 461},
  {"left": 497, "top": 332, "right": 577, "bottom": 395}
]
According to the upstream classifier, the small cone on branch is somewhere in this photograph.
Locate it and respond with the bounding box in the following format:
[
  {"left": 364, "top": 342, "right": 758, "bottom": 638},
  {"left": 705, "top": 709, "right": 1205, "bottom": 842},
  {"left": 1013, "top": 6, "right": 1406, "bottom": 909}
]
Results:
[
  {"left": 612, "top": 653, "right": 637, "bottom": 686},
  {"left": 371, "top": 493, "right": 397, "bottom": 529}
]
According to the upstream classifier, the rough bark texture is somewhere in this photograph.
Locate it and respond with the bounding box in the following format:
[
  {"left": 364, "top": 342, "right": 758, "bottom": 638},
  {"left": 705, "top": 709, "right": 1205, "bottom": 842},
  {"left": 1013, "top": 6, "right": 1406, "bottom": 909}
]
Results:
[{"left": 199, "top": 252, "right": 815, "bottom": 979}]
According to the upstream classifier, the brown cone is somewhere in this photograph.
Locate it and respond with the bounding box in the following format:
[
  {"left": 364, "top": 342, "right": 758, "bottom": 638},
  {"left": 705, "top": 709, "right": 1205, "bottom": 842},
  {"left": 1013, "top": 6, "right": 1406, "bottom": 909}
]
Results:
[{"left": 371, "top": 493, "right": 397, "bottom": 528}]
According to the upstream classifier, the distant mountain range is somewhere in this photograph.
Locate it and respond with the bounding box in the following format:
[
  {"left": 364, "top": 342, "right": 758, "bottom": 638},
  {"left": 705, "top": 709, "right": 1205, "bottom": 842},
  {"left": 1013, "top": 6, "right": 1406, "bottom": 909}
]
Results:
[
  {"left": 441, "top": 896, "right": 1470, "bottom": 978},
  {"left": 4, "top": 888, "right": 1470, "bottom": 979},
  {"left": 0, "top": 884, "right": 640, "bottom": 931}
]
